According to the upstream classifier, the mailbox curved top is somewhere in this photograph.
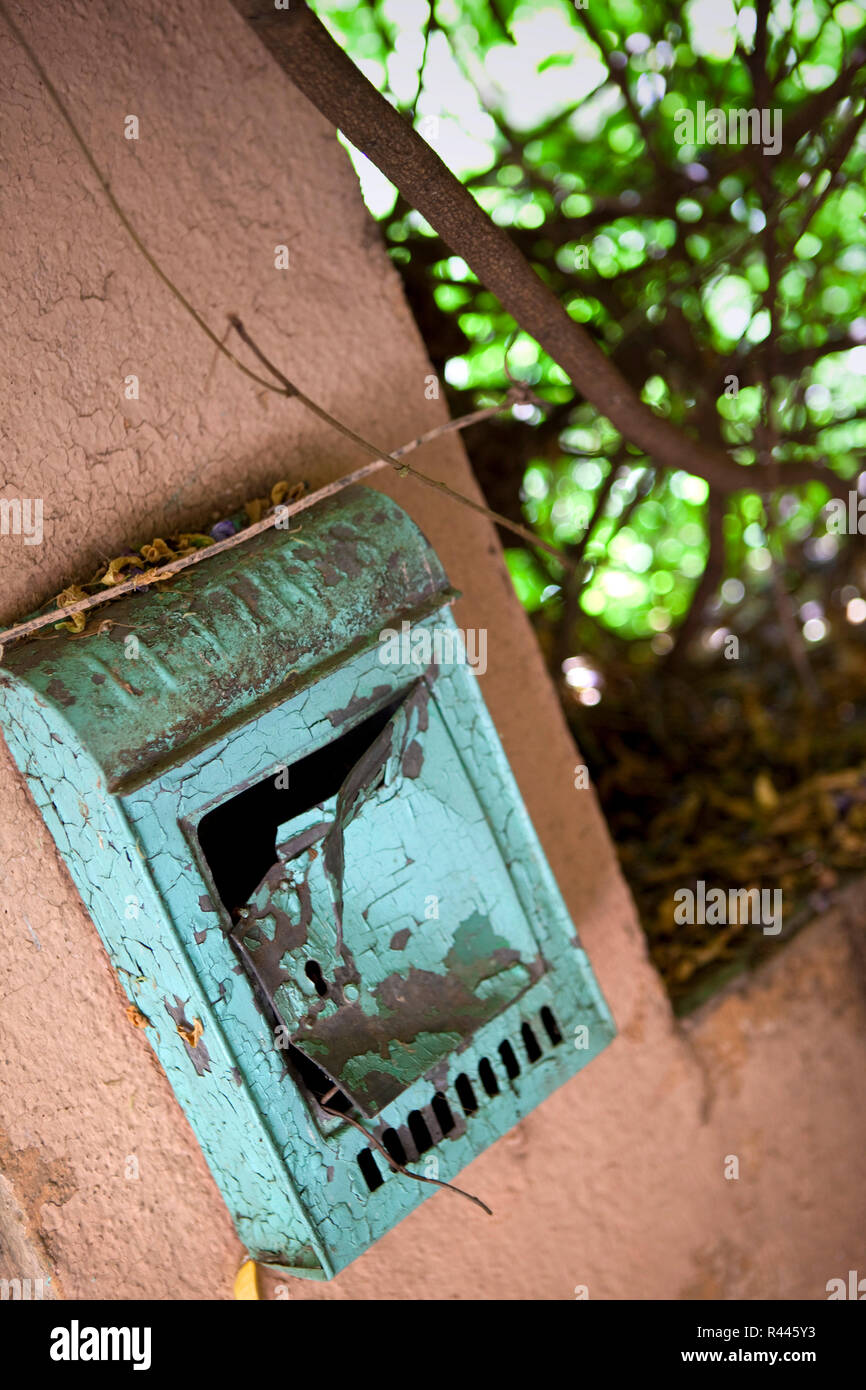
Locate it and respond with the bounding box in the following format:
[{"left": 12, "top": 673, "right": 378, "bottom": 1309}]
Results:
[{"left": 0, "top": 487, "right": 452, "bottom": 792}]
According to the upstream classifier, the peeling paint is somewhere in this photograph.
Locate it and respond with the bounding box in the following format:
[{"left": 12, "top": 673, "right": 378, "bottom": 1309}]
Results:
[
  {"left": 232, "top": 682, "right": 549, "bottom": 1116},
  {"left": 326, "top": 685, "right": 393, "bottom": 728},
  {"left": 164, "top": 997, "right": 211, "bottom": 1076},
  {"left": 0, "top": 488, "right": 615, "bottom": 1281}
]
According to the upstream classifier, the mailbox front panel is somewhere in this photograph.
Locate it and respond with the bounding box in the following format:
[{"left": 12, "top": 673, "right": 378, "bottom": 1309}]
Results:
[
  {"left": 232, "top": 676, "right": 548, "bottom": 1117},
  {"left": 115, "top": 624, "right": 614, "bottom": 1276}
]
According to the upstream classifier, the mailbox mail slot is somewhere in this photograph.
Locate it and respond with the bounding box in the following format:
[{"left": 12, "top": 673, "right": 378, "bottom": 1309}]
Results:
[{"left": 0, "top": 485, "right": 615, "bottom": 1279}]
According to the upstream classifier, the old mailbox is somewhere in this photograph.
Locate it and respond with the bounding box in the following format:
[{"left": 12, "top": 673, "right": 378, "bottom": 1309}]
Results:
[{"left": 0, "top": 486, "right": 615, "bottom": 1279}]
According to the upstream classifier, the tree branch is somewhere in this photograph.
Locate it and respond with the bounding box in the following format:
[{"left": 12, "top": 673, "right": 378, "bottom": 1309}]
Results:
[
  {"left": 666, "top": 487, "right": 725, "bottom": 666},
  {"left": 0, "top": 392, "right": 540, "bottom": 652},
  {"left": 786, "top": 98, "right": 866, "bottom": 252},
  {"left": 782, "top": 42, "right": 866, "bottom": 152},
  {"left": 228, "top": 0, "right": 790, "bottom": 496},
  {"left": 574, "top": 8, "right": 669, "bottom": 184}
]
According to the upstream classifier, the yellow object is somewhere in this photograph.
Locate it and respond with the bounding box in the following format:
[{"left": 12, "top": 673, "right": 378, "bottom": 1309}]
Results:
[{"left": 234, "top": 1258, "right": 260, "bottom": 1300}]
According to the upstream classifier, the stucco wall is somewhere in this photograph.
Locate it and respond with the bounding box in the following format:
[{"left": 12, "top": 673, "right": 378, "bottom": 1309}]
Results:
[{"left": 1, "top": 0, "right": 864, "bottom": 1300}]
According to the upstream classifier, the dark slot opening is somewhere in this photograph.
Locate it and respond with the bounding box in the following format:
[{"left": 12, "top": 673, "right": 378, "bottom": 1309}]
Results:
[
  {"left": 478, "top": 1057, "right": 500, "bottom": 1096},
  {"left": 407, "top": 1109, "right": 433, "bottom": 1154},
  {"left": 455, "top": 1072, "right": 478, "bottom": 1116},
  {"left": 521, "top": 1022, "right": 542, "bottom": 1063},
  {"left": 431, "top": 1091, "right": 456, "bottom": 1135},
  {"left": 304, "top": 959, "right": 328, "bottom": 997},
  {"left": 197, "top": 690, "right": 407, "bottom": 918},
  {"left": 540, "top": 1005, "right": 563, "bottom": 1045},
  {"left": 381, "top": 1129, "right": 408, "bottom": 1167},
  {"left": 287, "top": 1045, "right": 352, "bottom": 1115},
  {"left": 357, "top": 1149, "right": 384, "bottom": 1192},
  {"left": 498, "top": 1039, "right": 521, "bottom": 1080}
]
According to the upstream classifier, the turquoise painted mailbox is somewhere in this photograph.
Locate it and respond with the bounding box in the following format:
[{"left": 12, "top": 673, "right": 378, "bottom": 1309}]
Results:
[{"left": 0, "top": 486, "right": 614, "bottom": 1279}]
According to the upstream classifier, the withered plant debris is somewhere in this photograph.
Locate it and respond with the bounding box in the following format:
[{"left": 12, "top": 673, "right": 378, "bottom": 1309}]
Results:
[
  {"left": 563, "top": 628, "right": 866, "bottom": 1012},
  {"left": 52, "top": 479, "right": 307, "bottom": 635}
]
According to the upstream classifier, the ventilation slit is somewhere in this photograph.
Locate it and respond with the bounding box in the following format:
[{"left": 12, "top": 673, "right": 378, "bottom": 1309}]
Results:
[
  {"left": 478, "top": 1057, "right": 499, "bottom": 1096},
  {"left": 521, "top": 1022, "right": 542, "bottom": 1063},
  {"left": 357, "top": 1149, "right": 383, "bottom": 1192},
  {"left": 431, "top": 1092, "right": 456, "bottom": 1135},
  {"left": 304, "top": 959, "right": 328, "bottom": 997},
  {"left": 381, "top": 1129, "right": 407, "bottom": 1167},
  {"left": 498, "top": 1039, "right": 521, "bottom": 1080},
  {"left": 540, "top": 1005, "right": 563, "bottom": 1045},
  {"left": 455, "top": 1072, "right": 478, "bottom": 1115},
  {"left": 407, "top": 1110, "right": 433, "bottom": 1154}
]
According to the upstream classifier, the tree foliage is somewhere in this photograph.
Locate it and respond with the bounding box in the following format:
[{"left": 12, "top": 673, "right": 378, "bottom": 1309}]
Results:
[{"left": 310, "top": 0, "right": 866, "bottom": 662}]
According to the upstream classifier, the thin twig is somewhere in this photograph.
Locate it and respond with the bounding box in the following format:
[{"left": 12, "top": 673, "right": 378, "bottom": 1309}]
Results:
[
  {"left": 757, "top": 97, "right": 821, "bottom": 709},
  {"left": 409, "top": 0, "right": 432, "bottom": 121},
  {"left": 228, "top": 316, "right": 573, "bottom": 567},
  {"left": 0, "top": 2, "right": 575, "bottom": 596},
  {"left": 0, "top": 400, "right": 526, "bottom": 653},
  {"left": 766, "top": 538, "right": 821, "bottom": 706},
  {"left": 786, "top": 100, "right": 866, "bottom": 253},
  {"left": 553, "top": 459, "right": 649, "bottom": 674},
  {"left": 318, "top": 1097, "right": 493, "bottom": 1216},
  {"left": 667, "top": 487, "right": 726, "bottom": 665},
  {"left": 0, "top": 2, "right": 283, "bottom": 400},
  {"left": 575, "top": 8, "right": 668, "bottom": 183},
  {"left": 572, "top": 455, "right": 623, "bottom": 568},
  {"left": 228, "top": 0, "right": 772, "bottom": 493}
]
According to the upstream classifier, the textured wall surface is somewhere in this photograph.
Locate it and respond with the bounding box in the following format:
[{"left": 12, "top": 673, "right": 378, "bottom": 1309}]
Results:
[{"left": 1, "top": 0, "right": 864, "bottom": 1301}]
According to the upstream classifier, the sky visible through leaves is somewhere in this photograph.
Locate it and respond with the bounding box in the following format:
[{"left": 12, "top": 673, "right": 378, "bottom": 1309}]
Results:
[{"left": 310, "top": 0, "right": 866, "bottom": 652}]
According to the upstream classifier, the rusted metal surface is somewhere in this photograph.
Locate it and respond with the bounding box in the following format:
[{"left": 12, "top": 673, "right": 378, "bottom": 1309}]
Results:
[
  {"left": 232, "top": 678, "right": 546, "bottom": 1115},
  {"left": 2, "top": 487, "right": 451, "bottom": 792},
  {"left": 0, "top": 486, "right": 615, "bottom": 1279}
]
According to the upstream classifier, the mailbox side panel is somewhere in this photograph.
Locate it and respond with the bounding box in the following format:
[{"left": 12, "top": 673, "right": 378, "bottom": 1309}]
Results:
[{"left": 0, "top": 679, "right": 329, "bottom": 1277}]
